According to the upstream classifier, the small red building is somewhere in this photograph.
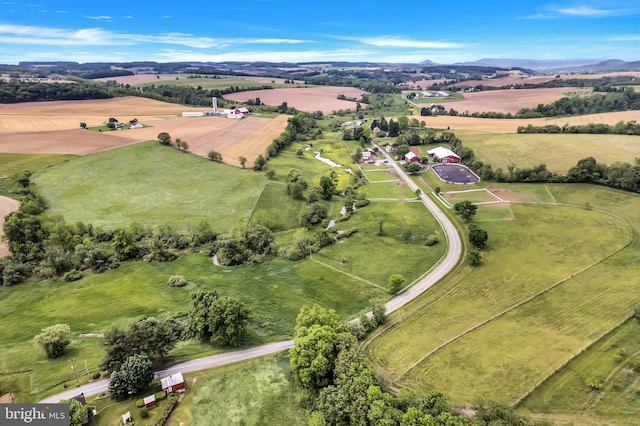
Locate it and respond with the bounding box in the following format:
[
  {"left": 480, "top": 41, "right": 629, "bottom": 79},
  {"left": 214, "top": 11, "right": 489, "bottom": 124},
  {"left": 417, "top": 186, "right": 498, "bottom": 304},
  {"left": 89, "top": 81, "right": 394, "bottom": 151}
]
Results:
[
  {"left": 404, "top": 152, "right": 421, "bottom": 163},
  {"left": 143, "top": 394, "right": 156, "bottom": 408},
  {"left": 161, "top": 372, "right": 185, "bottom": 393}
]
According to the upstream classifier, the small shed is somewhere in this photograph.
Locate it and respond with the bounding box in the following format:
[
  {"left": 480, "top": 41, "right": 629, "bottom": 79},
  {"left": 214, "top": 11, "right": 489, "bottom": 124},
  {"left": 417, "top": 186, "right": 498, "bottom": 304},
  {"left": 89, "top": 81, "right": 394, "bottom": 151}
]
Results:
[
  {"left": 122, "top": 411, "right": 132, "bottom": 424},
  {"left": 161, "top": 372, "right": 185, "bottom": 393},
  {"left": 143, "top": 394, "right": 156, "bottom": 408}
]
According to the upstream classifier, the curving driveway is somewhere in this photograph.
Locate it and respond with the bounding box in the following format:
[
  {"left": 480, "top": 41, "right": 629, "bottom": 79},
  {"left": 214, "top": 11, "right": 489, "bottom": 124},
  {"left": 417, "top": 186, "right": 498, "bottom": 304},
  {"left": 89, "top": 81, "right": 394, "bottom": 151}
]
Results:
[{"left": 39, "top": 147, "right": 462, "bottom": 403}]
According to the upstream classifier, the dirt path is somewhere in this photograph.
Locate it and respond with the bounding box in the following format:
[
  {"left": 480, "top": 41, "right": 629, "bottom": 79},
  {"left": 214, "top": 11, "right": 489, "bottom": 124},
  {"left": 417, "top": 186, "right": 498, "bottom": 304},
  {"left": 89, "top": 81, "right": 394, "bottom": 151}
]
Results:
[{"left": 0, "top": 196, "right": 20, "bottom": 257}]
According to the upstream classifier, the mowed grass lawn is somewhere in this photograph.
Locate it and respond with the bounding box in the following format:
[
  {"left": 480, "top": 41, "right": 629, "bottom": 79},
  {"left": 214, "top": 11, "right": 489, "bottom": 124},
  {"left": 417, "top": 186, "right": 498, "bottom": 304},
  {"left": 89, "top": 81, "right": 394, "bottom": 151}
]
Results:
[
  {"left": 33, "top": 141, "right": 266, "bottom": 232},
  {"left": 0, "top": 153, "right": 77, "bottom": 177},
  {"left": 459, "top": 130, "right": 640, "bottom": 173},
  {"left": 366, "top": 201, "right": 631, "bottom": 404},
  {"left": 0, "top": 252, "right": 381, "bottom": 402}
]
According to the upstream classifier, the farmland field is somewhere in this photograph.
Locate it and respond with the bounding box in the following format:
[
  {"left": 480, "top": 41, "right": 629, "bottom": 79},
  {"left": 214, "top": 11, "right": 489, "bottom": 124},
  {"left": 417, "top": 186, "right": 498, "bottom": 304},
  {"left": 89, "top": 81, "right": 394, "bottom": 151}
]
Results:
[
  {"left": 0, "top": 153, "right": 77, "bottom": 177},
  {"left": 223, "top": 86, "right": 368, "bottom": 114},
  {"left": 366, "top": 197, "right": 634, "bottom": 405},
  {"left": 458, "top": 130, "right": 640, "bottom": 173},
  {"left": 32, "top": 141, "right": 266, "bottom": 231},
  {"left": 520, "top": 318, "right": 640, "bottom": 425},
  {"left": 412, "top": 110, "right": 640, "bottom": 133},
  {"left": 0, "top": 96, "right": 198, "bottom": 132},
  {"left": 443, "top": 87, "right": 591, "bottom": 114}
]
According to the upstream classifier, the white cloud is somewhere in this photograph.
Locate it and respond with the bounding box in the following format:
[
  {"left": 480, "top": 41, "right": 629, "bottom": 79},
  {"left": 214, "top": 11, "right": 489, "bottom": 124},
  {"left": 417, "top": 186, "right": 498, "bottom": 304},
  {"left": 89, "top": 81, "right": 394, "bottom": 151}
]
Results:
[
  {"left": 154, "top": 48, "right": 377, "bottom": 63},
  {"left": 0, "top": 24, "right": 313, "bottom": 49},
  {"left": 553, "top": 6, "right": 630, "bottom": 16},
  {"left": 85, "top": 15, "right": 112, "bottom": 22},
  {"left": 607, "top": 34, "right": 640, "bottom": 41},
  {"left": 334, "top": 36, "right": 466, "bottom": 49}
]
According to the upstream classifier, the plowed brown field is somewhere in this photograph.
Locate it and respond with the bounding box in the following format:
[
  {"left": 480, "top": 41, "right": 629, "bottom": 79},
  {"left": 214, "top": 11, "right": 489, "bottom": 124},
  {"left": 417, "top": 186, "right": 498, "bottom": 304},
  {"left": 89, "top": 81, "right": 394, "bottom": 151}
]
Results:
[{"left": 223, "top": 86, "right": 368, "bottom": 114}]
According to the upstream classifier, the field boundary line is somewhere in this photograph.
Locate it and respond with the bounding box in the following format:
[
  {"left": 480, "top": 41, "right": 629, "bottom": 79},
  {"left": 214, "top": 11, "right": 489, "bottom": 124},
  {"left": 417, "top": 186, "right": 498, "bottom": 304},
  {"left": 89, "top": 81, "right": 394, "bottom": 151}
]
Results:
[
  {"left": 392, "top": 202, "right": 634, "bottom": 384},
  {"left": 513, "top": 312, "right": 635, "bottom": 408},
  {"left": 545, "top": 184, "right": 557, "bottom": 202},
  {"left": 308, "top": 255, "right": 385, "bottom": 290}
]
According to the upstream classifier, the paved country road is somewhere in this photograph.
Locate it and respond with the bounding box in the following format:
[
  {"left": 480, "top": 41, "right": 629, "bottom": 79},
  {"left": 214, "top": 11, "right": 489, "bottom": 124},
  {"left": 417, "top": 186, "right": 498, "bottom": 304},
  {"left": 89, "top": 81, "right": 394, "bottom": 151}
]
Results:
[{"left": 39, "top": 147, "right": 462, "bottom": 403}]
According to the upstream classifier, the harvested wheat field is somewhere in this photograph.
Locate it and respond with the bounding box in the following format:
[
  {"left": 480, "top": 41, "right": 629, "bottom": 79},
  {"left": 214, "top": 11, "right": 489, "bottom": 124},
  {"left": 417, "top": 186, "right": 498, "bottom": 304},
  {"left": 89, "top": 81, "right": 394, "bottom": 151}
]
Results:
[
  {"left": 448, "top": 71, "right": 640, "bottom": 89},
  {"left": 416, "top": 110, "right": 640, "bottom": 133},
  {"left": 219, "top": 115, "right": 290, "bottom": 167},
  {"left": 445, "top": 87, "right": 591, "bottom": 114},
  {"left": 0, "top": 196, "right": 20, "bottom": 257},
  {"left": 0, "top": 97, "right": 202, "bottom": 132},
  {"left": 223, "top": 86, "right": 368, "bottom": 114},
  {"left": 105, "top": 115, "right": 288, "bottom": 164}
]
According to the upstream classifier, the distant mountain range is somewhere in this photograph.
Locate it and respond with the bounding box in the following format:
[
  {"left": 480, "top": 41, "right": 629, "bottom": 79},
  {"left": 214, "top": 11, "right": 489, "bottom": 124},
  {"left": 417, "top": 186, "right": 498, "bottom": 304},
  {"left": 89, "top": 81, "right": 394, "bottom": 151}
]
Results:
[
  {"left": 444, "top": 58, "right": 640, "bottom": 72},
  {"left": 7, "top": 58, "right": 640, "bottom": 75}
]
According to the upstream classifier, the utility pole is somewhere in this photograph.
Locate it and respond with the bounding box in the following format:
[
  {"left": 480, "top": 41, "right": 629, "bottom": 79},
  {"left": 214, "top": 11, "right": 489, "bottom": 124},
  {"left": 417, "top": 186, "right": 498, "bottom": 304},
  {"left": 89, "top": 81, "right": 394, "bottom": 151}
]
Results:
[
  {"left": 85, "top": 360, "right": 91, "bottom": 382},
  {"left": 70, "top": 359, "right": 79, "bottom": 385}
]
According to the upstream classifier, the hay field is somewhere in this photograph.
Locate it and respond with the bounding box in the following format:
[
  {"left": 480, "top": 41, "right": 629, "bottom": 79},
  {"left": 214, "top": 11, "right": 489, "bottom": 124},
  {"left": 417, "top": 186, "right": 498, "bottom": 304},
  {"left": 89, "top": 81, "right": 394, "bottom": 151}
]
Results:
[
  {"left": 445, "top": 87, "right": 591, "bottom": 114},
  {"left": 414, "top": 110, "right": 640, "bottom": 133},
  {"left": 448, "top": 71, "right": 640, "bottom": 88},
  {"left": 0, "top": 196, "right": 20, "bottom": 257},
  {"left": 0, "top": 96, "right": 200, "bottom": 132},
  {"left": 459, "top": 131, "right": 640, "bottom": 173},
  {"left": 223, "top": 86, "right": 368, "bottom": 114}
]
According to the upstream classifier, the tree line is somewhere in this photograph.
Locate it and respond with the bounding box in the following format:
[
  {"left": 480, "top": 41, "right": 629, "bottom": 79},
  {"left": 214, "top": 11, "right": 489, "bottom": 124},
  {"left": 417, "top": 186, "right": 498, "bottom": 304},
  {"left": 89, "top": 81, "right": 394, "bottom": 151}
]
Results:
[
  {"left": 517, "top": 120, "right": 640, "bottom": 135},
  {"left": 289, "top": 304, "right": 541, "bottom": 425},
  {"left": 446, "top": 135, "right": 640, "bottom": 193}
]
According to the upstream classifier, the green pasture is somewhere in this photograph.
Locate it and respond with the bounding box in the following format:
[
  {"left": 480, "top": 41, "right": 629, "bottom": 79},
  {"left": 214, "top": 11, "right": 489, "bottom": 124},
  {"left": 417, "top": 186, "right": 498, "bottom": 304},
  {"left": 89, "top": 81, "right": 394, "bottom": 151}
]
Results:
[
  {"left": 442, "top": 189, "right": 499, "bottom": 203},
  {"left": 138, "top": 75, "right": 280, "bottom": 90},
  {"left": 364, "top": 168, "right": 401, "bottom": 183},
  {"left": 520, "top": 318, "right": 640, "bottom": 424},
  {"left": 0, "top": 250, "right": 383, "bottom": 401},
  {"left": 92, "top": 354, "right": 306, "bottom": 426},
  {"left": 33, "top": 141, "right": 266, "bottom": 232},
  {"left": 458, "top": 130, "right": 640, "bottom": 173},
  {"left": 314, "top": 201, "right": 446, "bottom": 287},
  {"left": 0, "top": 153, "right": 77, "bottom": 178},
  {"left": 366, "top": 181, "right": 417, "bottom": 200},
  {"left": 475, "top": 203, "right": 514, "bottom": 222},
  {"left": 366, "top": 201, "right": 631, "bottom": 400},
  {"left": 182, "top": 355, "right": 306, "bottom": 426}
]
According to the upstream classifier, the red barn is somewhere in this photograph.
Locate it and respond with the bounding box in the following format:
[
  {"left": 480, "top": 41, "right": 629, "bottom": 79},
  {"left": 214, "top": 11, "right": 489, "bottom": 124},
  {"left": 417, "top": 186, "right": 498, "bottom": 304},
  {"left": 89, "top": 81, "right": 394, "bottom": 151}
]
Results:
[
  {"left": 427, "top": 147, "right": 461, "bottom": 163},
  {"left": 404, "top": 152, "right": 421, "bottom": 163},
  {"left": 161, "top": 372, "right": 185, "bottom": 393}
]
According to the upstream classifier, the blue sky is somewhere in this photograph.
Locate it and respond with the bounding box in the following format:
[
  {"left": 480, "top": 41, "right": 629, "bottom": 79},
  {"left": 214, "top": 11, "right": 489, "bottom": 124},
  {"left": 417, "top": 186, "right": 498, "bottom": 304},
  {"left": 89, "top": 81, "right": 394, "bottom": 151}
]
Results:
[{"left": 0, "top": 0, "right": 639, "bottom": 64}]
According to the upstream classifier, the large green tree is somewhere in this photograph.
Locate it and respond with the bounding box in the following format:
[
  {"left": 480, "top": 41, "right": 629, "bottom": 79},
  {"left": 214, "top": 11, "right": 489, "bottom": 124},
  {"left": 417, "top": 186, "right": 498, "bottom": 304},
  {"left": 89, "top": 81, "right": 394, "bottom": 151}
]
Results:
[
  {"left": 61, "top": 399, "right": 88, "bottom": 426},
  {"left": 453, "top": 201, "right": 477, "bottom": 222},
  {"left": 119, "top": 354, "right": 154, "bottom": 395},
  {"left": 33, "top": 324, "right": 71, "bottom": 359},
  {"left": 188, "top": 290, "right": 250, "bottom": 346}
]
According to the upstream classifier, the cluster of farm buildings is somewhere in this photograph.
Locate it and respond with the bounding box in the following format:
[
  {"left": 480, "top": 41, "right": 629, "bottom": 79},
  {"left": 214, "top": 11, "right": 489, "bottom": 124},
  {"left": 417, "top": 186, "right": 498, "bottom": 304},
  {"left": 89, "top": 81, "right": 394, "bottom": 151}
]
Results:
[{"left": 360, "top": 145, "right": 460, "bottom": 166}]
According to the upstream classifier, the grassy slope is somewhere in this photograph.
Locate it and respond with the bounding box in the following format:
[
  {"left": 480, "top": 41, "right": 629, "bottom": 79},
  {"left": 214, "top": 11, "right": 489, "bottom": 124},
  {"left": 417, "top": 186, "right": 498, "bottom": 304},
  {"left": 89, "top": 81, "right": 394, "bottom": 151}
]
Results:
[
  {"left": 0, "top": 252, "right": 382, "bottom": 402},
  {"left": 520, "top": 319, "right": 640, "bottom": 425},
  {"left": 0, "top": 153, "right": 77, "bottom": 178},
  {"left": 458, "top": 129, "right": 640, "bottom": 173},
  {"left": 33, "top": 141, "right": 265, "bottom": 232},
  {"left": 366, "top": 198, "right": 632, "bottom": 404}
]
